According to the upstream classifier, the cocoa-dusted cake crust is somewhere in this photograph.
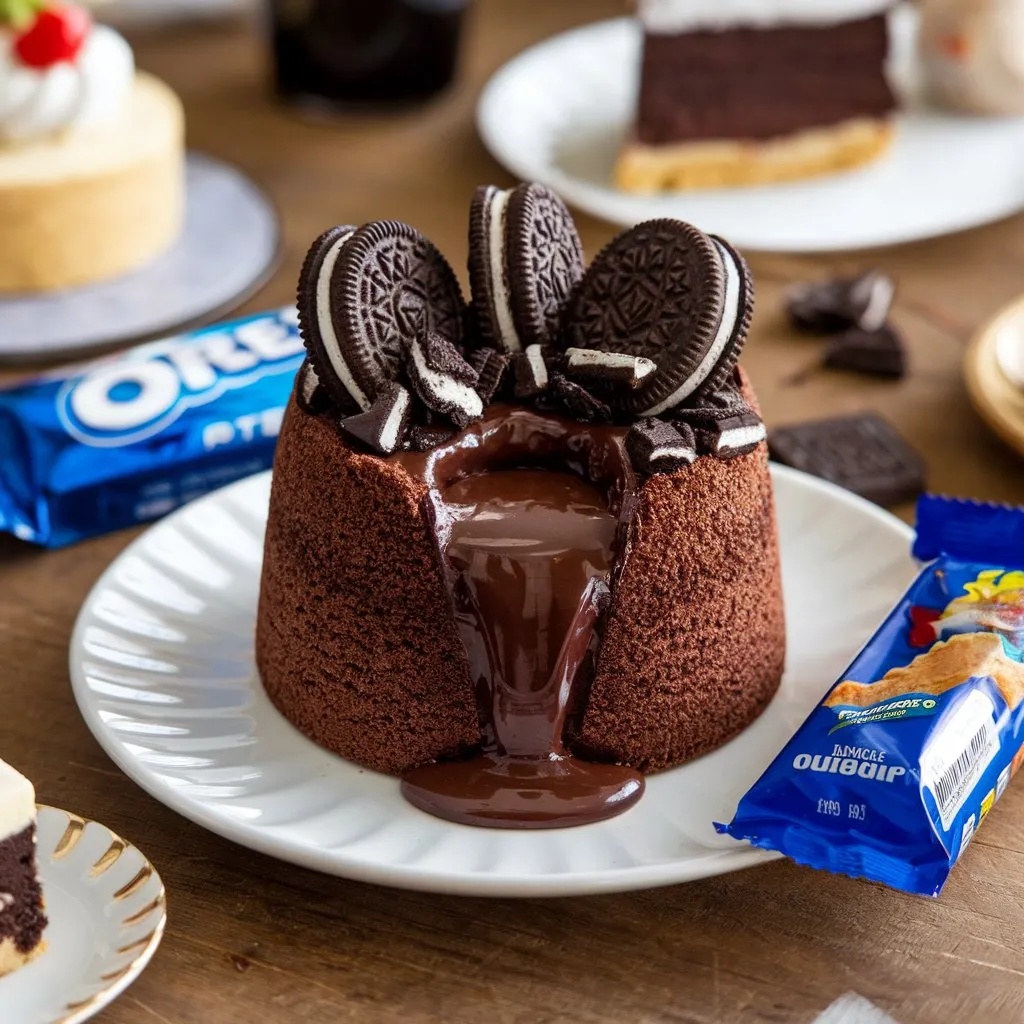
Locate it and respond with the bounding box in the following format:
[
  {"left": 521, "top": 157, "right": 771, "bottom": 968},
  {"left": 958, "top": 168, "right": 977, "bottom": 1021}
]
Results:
[
  {"left": 569, "top": 441, "right": 784, "bottom": 771},
  {"left": 256, "top": 400, "right": 480, "bottom": 776},
  {"left": 256, "top": 369, "right": 784, "bottom": 776}
]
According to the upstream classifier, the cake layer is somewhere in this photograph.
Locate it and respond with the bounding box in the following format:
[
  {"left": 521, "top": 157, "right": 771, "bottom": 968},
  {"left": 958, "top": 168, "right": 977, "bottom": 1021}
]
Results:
[
  {"left": 616, "top": 118, "right": 893, "bottom": 192},
  {"left": 0, "top": 73, "right": 184, "bottom": 293},
  {"left": 639, "top": 0, "right": 894, "bottom": 33},
  {"left": 0, "top": 823, "right": 46, "bottom": 975},
  {"left": 636, "top": 16, "right": 894, "bottom": 146},
  {"left": 570, "top": 438, "right": 785, "bottom": 771},
  {"left": 256, "top": 401, "right": 482, "bottom": 776}
]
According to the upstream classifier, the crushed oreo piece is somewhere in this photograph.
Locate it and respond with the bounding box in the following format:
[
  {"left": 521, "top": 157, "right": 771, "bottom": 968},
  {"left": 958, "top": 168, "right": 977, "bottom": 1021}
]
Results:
[
  {"left": 339, "top": 383, "right": 412, "bottom": 455},
  {"left": 406, "top": 331, "right": 483, "bottom": 429},
  {"left": 563, "top": 348, "right": 657, "bottom": 390},
  {"left": 546, "top": 374, "right": 612, "bottom": 424},
  {"left": 406, "top": 423, "right": 457, "bottom": 452},
  {"left": 705, "top": 411, "right": 767, "bottom": 460},
  {"left": 670, "top": 385, "right": 750, "bottom": 432},
  {"left": 769, "top": 413, "right": 926, "bottom": 507},
  {"left": 295, "top": 359, "right": 332, "bottom": 414},
  {"left": 823, "top": 324, "right": 907, "bottom": 379},
  {"left": 513, "top": 343, "right": 549, "bottom": 399},
  {"left": 787, "top": 271, "right": 895, "bottom": 334},
  {"left": 626, "top": 419, "right": 698, "bottom": 475},
  {"left": 468, "top": 347, "right": 510, "bottom": 405}
]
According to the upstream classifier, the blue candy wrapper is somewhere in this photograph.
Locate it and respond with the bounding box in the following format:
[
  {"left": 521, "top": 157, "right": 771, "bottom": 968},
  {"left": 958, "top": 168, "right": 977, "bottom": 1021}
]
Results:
[
  {"left": 0, "top": 307, "right": 303, "bottom": 548},
  {"left": 718, "top": 495, "right": 1024, "bottom": 896}
]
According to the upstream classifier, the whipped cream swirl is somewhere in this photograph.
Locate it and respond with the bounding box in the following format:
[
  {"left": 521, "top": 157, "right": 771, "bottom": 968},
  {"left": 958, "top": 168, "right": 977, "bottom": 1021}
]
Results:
[{"left": 0, "top": 24, "right": 134, "bottom": 143}]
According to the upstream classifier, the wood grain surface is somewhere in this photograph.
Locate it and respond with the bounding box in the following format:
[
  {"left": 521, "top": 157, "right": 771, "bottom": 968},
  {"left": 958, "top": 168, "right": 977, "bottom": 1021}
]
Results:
[{"left": 4, "top": 2, "right": 1024, "bottom": 1022}]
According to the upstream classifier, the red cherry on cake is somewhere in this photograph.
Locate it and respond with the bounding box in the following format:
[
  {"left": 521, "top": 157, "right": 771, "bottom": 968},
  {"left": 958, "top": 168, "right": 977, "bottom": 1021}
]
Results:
[{"left": 14, "top": 4, "right": 91, "bottom": 69}]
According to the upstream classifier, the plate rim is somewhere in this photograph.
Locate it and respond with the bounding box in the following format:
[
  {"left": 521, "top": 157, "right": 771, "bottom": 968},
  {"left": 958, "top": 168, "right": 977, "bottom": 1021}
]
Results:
[
  {"left": 69, "top": 463, "right": 914, "bottom": 898},
  {"left": 475, "top": 14, "right": 1024, "bottom": 253},
  {"left": 18, "top": 804, "right": 167, "bottom": 1024},
  {"left": 965, "top": 293, "right": 1024, "bottom": 459}
]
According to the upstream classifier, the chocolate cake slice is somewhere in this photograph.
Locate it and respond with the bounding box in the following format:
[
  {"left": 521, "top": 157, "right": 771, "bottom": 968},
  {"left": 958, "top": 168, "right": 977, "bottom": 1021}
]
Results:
[
  {"left": 617, "top": 0, "right": 898, "bottom": 192},
  {"left": 0, "top": 760, "right": 46, "bottom": 977}
]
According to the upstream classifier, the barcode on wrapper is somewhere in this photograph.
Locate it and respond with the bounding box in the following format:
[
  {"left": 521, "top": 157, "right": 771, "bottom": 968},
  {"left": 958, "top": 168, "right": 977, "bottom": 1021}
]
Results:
[{"left": 921, "top": 689, "right": 999, "bottom": 832}]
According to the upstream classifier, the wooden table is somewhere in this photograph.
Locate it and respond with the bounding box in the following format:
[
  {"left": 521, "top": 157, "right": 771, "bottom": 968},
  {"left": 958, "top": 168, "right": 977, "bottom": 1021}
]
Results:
[{"left": 5, "top": 2, "right": 1024, "bottom": 1021}]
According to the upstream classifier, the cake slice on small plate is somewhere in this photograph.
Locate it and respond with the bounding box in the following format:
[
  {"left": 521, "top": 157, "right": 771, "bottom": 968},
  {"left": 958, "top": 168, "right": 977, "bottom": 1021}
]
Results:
[
  {"left": 0, "top": 759, "right": 46, "bottom": 977},
  {"left": 617, "top": 0, "right": 898, "bottom": 192}
]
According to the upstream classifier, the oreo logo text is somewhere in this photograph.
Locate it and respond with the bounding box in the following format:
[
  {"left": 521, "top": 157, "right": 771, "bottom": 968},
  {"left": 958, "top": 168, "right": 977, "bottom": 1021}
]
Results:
[{"left": 58, "top": 310, "right": 303, "bottom": 448}]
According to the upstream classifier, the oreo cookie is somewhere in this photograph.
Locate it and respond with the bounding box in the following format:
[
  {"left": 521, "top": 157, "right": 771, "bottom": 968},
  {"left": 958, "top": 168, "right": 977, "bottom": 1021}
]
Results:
[
  {"left": 671, "top": 385, "right": 750, "bottom": 432},
  {"left": 704, "top": 411, "right": 766, "bottom": 460},
  {"left": 564, "top": 348, "right": 656, "bottom": 390},
  {"left": 823, "top": 324, "right": 907, "bottom": 379},
  {"left": 298, "top": 221, "right": 464, "bottom": 413},
  {"left": 561, "top": 220, "right": 754, "bottom": 418},
  {"left": 545, "top": 374, "right": 612, "bottom": 425},
  {"left": 512, "top": 344, "right": 549, "bottom": 399},
  {"left": 339, "top": 383, "right": 412, "bottom": 456},
  {"left": 468, "top": 182, "right": 584, "bottom": 353},
  {"left": 407, "top": 424, "right": 457, "bottom": 452},
  {"left": 406, "top": 331, "right": 483, "bottom": 429},
  {"left": 787, "top": 271, "right": 895, "bottom": 335},
  {"left": 626, "top": 419, "right": 698, "bottom": 475},
  {"left": 469, "top": 348, "right": 509, "bottom": 405},
  {"left": 769, "top": 414, "right": 925, "bottom": 507},
  {"left": 671, "top": 387, "right": 765, "bottom": 459}
]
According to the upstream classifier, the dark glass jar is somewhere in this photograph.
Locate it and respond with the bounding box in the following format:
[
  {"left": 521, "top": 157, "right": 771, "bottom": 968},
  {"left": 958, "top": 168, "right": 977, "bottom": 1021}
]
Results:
[{"left": 269, "top": 0, "right": 467, "bottom": 110}]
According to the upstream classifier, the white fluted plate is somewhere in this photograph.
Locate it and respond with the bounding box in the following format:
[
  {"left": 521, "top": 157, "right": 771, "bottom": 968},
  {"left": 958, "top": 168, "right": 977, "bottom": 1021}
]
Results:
[
  {"left": 1, "top": 806, "right": 166, "bottom": 1024},
  {"left": 69, "top": 466, "right": 915, "bottom": 897},
  {"left": 477, "top": 10, "right": 1024, "bottom": 251}
]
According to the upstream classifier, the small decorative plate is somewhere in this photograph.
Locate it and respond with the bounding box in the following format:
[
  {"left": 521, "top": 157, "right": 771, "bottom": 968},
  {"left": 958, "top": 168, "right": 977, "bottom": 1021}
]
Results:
[
  {"left": 0, "top": 152, "right": 281, "bottom": 363},
  {"left": 1, "top": 806, "right": 166, "bottom": 1024},
  {"left": 965, "top": 294, "right": 1024, "bottom": 458},
  {"left": 476, "top": 9, "right": 1024, "bottom": 252},
  {"left": 69, "top": 465, "right": 916, "bottom": 897}
]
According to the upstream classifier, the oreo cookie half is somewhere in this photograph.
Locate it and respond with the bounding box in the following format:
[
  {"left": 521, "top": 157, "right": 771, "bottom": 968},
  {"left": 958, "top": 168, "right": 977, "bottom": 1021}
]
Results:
[
  {"left": 298, "top": 220, "right": 464, "bottom": 413},
  {"left": 468, "top": 182, "right": 584, "bottom": 352},
  {"left": 626, "top": 419, "right": 698, "bottom": 475},
  {"left": 406, "top": 331, "right": 483, "bottom": 429},
  {"left": 339, "top": 383, "right": 412, "bottom": 456},
  {"left": 560, "top": 220, "right": 754, "bottom": 418}
]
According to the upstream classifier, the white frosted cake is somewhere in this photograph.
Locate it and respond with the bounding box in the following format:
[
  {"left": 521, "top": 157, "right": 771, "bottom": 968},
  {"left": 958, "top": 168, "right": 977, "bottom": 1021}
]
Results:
[{"left": 0, "top": 0, "right": 184, "bottom": 293}]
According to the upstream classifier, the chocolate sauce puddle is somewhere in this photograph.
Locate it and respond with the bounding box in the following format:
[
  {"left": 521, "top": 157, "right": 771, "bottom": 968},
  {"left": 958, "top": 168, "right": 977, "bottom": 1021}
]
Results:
[{"left": 392, "top": 406, "right": 645, "bottom": 829}]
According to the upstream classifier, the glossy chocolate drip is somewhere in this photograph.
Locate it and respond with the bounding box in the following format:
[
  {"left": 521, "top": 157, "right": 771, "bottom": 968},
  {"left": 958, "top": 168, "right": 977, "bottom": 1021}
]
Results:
[{"left": 394, "top": 406, "right": 645, "bottom": 828}]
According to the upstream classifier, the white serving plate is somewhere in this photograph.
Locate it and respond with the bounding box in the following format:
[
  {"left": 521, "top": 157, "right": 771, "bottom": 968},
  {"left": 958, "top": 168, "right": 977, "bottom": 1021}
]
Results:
[
  {"left": 69, "top": 466, "right": 916, "bottom": 897},
  {"left": 1, "top": 806, "right": 166, "bottom": 1024},
  {"left": 476, "top": 10, "right": 1024, "bottom": 252}
]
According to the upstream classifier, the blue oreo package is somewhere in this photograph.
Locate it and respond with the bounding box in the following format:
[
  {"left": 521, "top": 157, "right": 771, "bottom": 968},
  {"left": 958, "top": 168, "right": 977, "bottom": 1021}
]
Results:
[
  {"left": 718, "top": 496, "right": 1024, "bottom": 896},
  {"left": 0, "top": 307, "right": 303, "bottom": 548}
]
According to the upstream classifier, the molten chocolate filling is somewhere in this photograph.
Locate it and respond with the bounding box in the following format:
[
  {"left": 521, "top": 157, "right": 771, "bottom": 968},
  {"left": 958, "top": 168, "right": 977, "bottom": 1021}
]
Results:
[{"left": 393, "top": 405, "right": 645, "bottom": 828}]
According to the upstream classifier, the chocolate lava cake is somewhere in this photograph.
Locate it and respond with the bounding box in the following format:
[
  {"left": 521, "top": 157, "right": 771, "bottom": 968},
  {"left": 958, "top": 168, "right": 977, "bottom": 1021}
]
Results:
[
  {"left": 256, "top": 183, "right": 785, "bottom": 828},
  {"left": 0, "top": 760, "right": 46, "bottom": 976}
]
